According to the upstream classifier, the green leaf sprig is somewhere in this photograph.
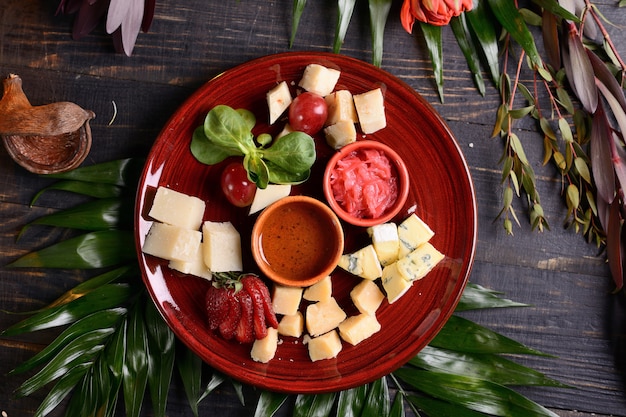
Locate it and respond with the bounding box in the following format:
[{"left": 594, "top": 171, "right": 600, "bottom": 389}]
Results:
[{"left": 190, "top": 104, "right": 316, "bottom": 189}]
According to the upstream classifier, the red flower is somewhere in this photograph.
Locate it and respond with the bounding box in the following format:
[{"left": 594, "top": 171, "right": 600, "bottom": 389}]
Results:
[{"left": 401, "top": 0, "right": 473, "bottom": 32}]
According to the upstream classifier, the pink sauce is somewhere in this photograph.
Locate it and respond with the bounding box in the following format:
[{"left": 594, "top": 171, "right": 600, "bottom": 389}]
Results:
[{"left": 329, "top": 148, "right": 398, "bottom": 219}]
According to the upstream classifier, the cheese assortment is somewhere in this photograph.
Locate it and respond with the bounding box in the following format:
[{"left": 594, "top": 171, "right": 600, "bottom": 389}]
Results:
[{"left": 265, "top": 63, "right": 387, "bottom": 151}]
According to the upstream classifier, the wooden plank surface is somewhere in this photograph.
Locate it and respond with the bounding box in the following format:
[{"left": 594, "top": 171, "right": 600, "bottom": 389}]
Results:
[{"left": 1, "top": 1, "right": 626, "bottom": 416}]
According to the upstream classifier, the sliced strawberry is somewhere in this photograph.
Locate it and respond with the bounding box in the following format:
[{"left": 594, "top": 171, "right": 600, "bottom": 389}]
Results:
[
  {"left": 244, "top": 275, "right": 279, "bottom": 329},
  {"left": 234, "top": 290, "right": 255, "bottom": 344},
  {"left": 242, "top": 277, "right": 268, "bottom": 339},
  {"left": 218, "top": 291, "right": 241, "bottom": 340},
  {"left": 206, "top": 285, "right": 229, "bottom": 331}
]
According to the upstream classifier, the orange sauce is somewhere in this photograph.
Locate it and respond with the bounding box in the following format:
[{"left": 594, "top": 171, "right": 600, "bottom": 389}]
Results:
[{"left": 258, "top": 201, "right": 337, "bottom": 280}]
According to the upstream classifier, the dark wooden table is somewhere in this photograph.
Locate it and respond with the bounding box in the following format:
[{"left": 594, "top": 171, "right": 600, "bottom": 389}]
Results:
[{"left": 1, "top": 1, "right": 625, "bottom": 416}]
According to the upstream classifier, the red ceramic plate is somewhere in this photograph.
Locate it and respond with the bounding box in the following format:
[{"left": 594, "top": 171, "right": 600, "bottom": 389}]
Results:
[{"left": 135, "top": 52, "right": 477, "bottom": 394}]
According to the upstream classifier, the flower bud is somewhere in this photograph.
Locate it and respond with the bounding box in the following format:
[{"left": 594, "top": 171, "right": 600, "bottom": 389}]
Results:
[{"left": 401, "top": 0, "right": 473, "bottom": 32}]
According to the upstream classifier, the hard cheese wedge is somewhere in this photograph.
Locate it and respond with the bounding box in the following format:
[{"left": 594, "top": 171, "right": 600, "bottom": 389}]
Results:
[
  {"left": 202, "top": 221, "right": 242, "bottom": 273},
  {"left": 148, "top": 186, "right": 206, "bottom": 230},
  {"left": 307, "top": 330, "right": 342, "bottom": 362},
  {"left": 143, "top": 222, "right": 202, "bottom": 263}
]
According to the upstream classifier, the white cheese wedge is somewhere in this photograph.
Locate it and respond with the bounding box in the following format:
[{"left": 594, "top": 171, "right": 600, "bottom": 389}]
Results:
[
  {"left": 278, "top": 312, "right": 304, "bottom": 338},
  {"left": 338, "top": 244, "right": 382, "bottom": 280},
  {"left": 272, "top": 285, "right": 303, "bottom": 316},
  {"left": 303, "top": 275, "right": 332, "bottom": 302},
  {"left": 325, "top": 90, "right": 357, "bottom": 125},
  {"left": 381, "top": 262, "right": 413, "bottom": 304},
  {"left": 148, "top": 186, "right": 206, "bottom": 230},
  {"left": 168, "top": 242, "right": 212, "bottom": 280},
  {"left": 305, "top": 297, "right": 347, "bottom": 337},
  {"left": 396, "top": 242, "right": 445, "bottom": 282},
  {"left": 142, "top": 222, "right": 202, "bottom": 263},
  {"left": 249, "top": 184, "right": 292, "bottom": 215},
  {"left": 353, "top": 88, "right": 386, "bottom": 134},
  {"left": 308, "top": 330, "right": 342, "bottom": 362},
  {"left": 324, "top": 120, "right": 357, "bottom": 150},
  {"left": 276, "top": 123, "right": 294, "bottom": 139},
  {"left": 251, "top": 327, "right": 278, "bottom": 363},
  {"left": 397, "top": 213, "right": 435, "bottom": 258},
  {"left": 202, "top": 221, "right": 242, "bottom": 272},
  {"left": 350, "top": 279, "right": 385, "bottom": 316},
  {"left": 338, "top": 314, "right": 381, "bottom": 346},
  {"left": 267, "top": 81, "right": 292, "bottom": 124},
  {"left": 367, "top": 222, "right": 400, "bottom": 266},
  {"left": 298, "top": 64, "right": 341, "bottom": 97}
]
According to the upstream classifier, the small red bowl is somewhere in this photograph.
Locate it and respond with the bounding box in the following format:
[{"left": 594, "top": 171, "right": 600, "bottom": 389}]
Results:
[
  {"left": 323, "top": 140, "right": 409, "bottom": 227},
  {"left": 251, "top": 195, "right": 344, "bottom": 287}
]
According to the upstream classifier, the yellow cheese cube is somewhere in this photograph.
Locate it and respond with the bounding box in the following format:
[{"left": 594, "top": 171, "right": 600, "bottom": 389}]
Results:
[
  {"left": 396, "top": 242, "right": 445, "bottom": 282},
  {"left": 324, "top": 120, "right": 357, "bottom": 150},
  {"left": 338, "top": 314, "right": 381, "bottom": 346},
  {"left": 272, "top": 285, "right": 303, "bottom": 316},
  {"left": 202, "top": 221, "right": 242, "bottom": 273},
  {"left": 350, "top": 279, "right": 384, "bottom": 316},
  {"left": 169, "top": 242, "right": 212, "bottom": 280},
  {"left": 148, "top": 186, "right": 206, "bottom": 230},
  {"left": 267, "top": 81, "right": 292, "bottom": 124},
  {"left": 367, "top": 222, "right": 400, "bottom": 266},
  {"left": 381, "top": 262, "right": 413, "bottom": 304},
  {"left": 251, "top": 327, "right": 278, "bottom": 363},
  {"left": 142, "top": 222, "right": 202, "bottom": 262},
  {"left": 278, "top": 312, "right": 304, "bottom": 337},
  {"left": 249, "top": 184, "right": 291, "bottom": 215},
  {"left": 298, "top": 64, "right": 341, "bottom": 97},
  {"left": 303, "top": 276, "right": 332, "bottom": 302},
  {"left": 338, "top": 244, "right": 382, "bottom": 280},
  {"left": 324, "top": 90, "right": 357, "bottom": 125},
  {"left": 308, "top": 330, "right": 342, "bottom": 362},
  {"left": 397, "top": 213, "right": 435, "bottom": 258},
  {"left": 306, "top": 297, "right": 347, "bottom": 337},
  {"left": 353, "top": 88, "right": 386, "bottom": 134}
]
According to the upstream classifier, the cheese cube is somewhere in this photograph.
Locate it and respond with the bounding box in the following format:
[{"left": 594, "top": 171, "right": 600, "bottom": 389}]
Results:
[
  {"left": 382, "top": 262, "right": 413, "bottom": 304},
  {"left": 272, "top": 285, "right": 303, "bottom": 316},
  {"left": 169, "top": 243, "right": 212, "bottom": 280},
  {"left": 398, "top": 213, "right": 435, "bottom": 258},
  {"left": 298, "top": 64, "right": 341, "bottom": 97},
  {"left": 249, "top": 184, "right": 292, "bottom": 215},
  {"left": 308, "top": 330, "right": 342, "bottom": 362},
  {"left": 350, "top": 279, "right": 385, "bottom": 316},
  {"left": 367, "top": 223, "right": 400, "bottom": 266},
  {"left": 142, "top": 222, "right": 202, "bottom": 262},
  {"left": 338, "top": 244, "right": 382, "bottom": 280},
  {"left": 353, "top": 88, "right": 386, "bottom": 134},
  {"left": 267, "top": 81, "right": 292, "bottom": 124},
  {"left": 306, "top": 297, "right": 347, "bottom": 337},
  {"left": 202, "top": 221, "right": 242, "bottom": 272},
  {"left": 325, "top": 90, "right": 357, "bottom": 125},
  {"left": 148, "top": 186, "right": 205, "bottom": 230},
  {"left": 338, "top": 314, "right": 381, "bottom": 346},
  {"left": 396, "top": 242, "right": 444, "bottom": 282},
  {"left": 303, "top": 276, "right": 332, "bottom": 302},
  {"left": 278, "top": 312, "right": 304, "bottom": 337},
  {"left": 324, "top": 120, "right": 357, "bottom": 150},
  {"left": 251, "top": 327, "right": 278, "bottom": 363}
]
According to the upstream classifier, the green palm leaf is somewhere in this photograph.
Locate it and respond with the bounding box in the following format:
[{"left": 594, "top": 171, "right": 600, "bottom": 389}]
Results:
[
  {"left": 465, "top": 1, "right": 500, "bottom": 86},
  {"left": 255, "top": 391, "right": 289, "bottom": 417},
  {"left": 336, "top": 384, "right": 368, "bottom": 416},
  {"left": 294, "top": 392, "right": 336, "bottom": 417},
  {"left": 44, "top": 158, "right": 144, "bottom": 187},
  {"left": 34, "top": 362, "right": 92, "bottom": 417},
  {"left": 450, "top": 14, "right": 485, "bottom": 96},
  {"left": 123, "top": 303, "right": 149, "bottom": 417},
  {"left": 145, "top": 300, "right": 175, "bottom": 417},
  {"left": 456, "top": 282, "right": 529, "bottom": 311},
  {"left": 368, "top": 0, "right": 393, "bottom": 67},
  {"left": 30, "top": 180, "right": 123, "bottom": 205},
  {"left": 361, "top": 376, "right": 390, "bottom": 417},
  {"left": 420, "top": 23, "right": 444, "bottom": 102},
  {"left": 333, "top": 0, "right": 357, "bottom": 53},
  {"left": 406, "top": 395, "right": 489, "bottom": 417}
]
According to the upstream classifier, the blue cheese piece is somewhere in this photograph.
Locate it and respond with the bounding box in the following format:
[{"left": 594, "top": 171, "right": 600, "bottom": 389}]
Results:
[
  {"left": 338, "top": 314, "right": 381, "bottom": 345},
  {"left": 367, "top": 223, "right": 400, "bottom": 266},
  {"left": 298, "top": 64, "right": 341, "bottom": 97},
  {"left": 338, "top": 244, "right": 382, "bottom": 280},
  {"left": 267, "top": 81, "right": 292, "bottom": 124},
  {"left": 396, "top": 242, "right": 444, "bottom": 282},
  {"left": 353, "top": 88, "right": 386, "bottom": 134},
  {"left": 381, "top": 262, "right": 413, "bottom": 304},
  {"left": 397, "top": 213, "right": 435, "bottom": 258},
  {"left": 202, "top": 221, "right": 242, "bottom": 272},
  {"left": 148, "top": 186, "right": 206, "bottom": 230},
  {"left": 142, "top": 222, "right": 202, "bottom": 263},
  {"left": 307, "top": 330, "right": 342, "bottom": 361},
  {"left": 305, "top": 297, "right": 347, "bottom": 337}
]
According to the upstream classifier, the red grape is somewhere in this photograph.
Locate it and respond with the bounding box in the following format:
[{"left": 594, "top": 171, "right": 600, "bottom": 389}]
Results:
[
  {"left": 220, "top": 161, "right": 257, "bottom": 207},
  {"left": 288, "top": 92, "right": 328, "bottom": 135}
]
